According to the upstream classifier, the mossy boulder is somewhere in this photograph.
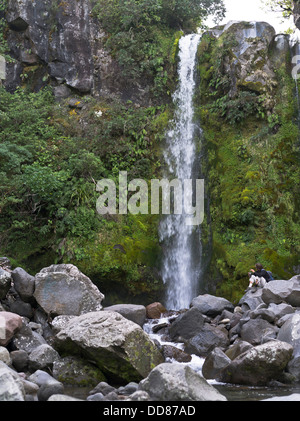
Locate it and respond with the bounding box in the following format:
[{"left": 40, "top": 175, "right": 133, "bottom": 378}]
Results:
[{"left": 54, "top": 311, "right": 164, "bottom": 384}]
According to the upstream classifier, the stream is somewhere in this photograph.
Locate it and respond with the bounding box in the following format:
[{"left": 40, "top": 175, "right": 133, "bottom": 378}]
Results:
[{"left": 143, "top": 315, "right": 300, "bottom": 402}]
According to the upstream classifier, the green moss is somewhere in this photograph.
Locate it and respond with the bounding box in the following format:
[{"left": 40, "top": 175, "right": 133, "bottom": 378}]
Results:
[{"left": 196, "top": 31, "right": 300, "bottom": 302}]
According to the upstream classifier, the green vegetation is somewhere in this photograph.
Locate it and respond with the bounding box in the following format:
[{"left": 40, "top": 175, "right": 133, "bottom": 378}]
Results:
[
  {"left": 0, "top": 0, "right": 226, "bottom": 303},
  {"left": 196, "top": 30, "right": 300, "bottom": 303},
  {"left": 0, "top": 87, "right": 169, "bottom": 302},
  {"left": 92, "top": 0, "right": 225, "bottom": 98}
]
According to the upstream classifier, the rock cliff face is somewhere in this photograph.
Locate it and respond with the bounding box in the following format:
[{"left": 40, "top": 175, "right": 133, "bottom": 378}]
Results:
[
  {"left": 4, "top": 0, "right": 137, "bottom": 101},
  {"left": 196, "top": 20, "right": 300, "bottom": 300}
]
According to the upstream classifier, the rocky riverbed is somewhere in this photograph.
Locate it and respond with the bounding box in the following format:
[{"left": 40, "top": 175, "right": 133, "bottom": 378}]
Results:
[{"left": 1, "top": 258, "right": 300, "bottom": 401}]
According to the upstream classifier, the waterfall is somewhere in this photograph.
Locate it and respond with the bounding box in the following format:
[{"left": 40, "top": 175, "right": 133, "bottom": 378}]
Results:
[{"left": 159, "top": 34, "right": 202, "bottom": 311}]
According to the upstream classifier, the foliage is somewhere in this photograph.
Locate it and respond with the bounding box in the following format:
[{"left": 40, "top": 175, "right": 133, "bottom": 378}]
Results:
[
  {"left": 0, "top": 87, "right": 172, "bottom": 300},
  {"left": 262, "top": 0, "right": 294, "bottom": 19},
  {"left": 196, "top": 30, "right": 300, "bottom": 302},
  {"left": 92, "top": 0, "right": 225, "bottom": 97}
]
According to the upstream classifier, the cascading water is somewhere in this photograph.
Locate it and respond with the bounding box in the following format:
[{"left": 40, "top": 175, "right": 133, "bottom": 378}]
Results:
[
  {"left": 290, "top": 31, "right": 300, "bottom": 130},
  {"left": 159, "top": 34, "right": 202, "bottom": 311}
]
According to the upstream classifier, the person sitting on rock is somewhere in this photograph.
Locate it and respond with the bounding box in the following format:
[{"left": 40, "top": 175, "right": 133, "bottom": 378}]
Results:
[{"left": 247, "top": 263, "right": 271, "bottom": 290}]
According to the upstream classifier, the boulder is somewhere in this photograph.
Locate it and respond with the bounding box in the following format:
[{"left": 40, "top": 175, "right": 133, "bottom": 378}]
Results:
[
  {"left": 54, "top": 311, "right": 164, "bottom": 384},
  {"left": 28, "top": 369, "right": 64, "bottom": 401},
  {"left": 10, "top": 299, "right": 34, "bottom": 319},
  {"left": 184, "top": 324, "right": 229, "bottom": 357},
  {"left": 89, "top": 381, "right": 116, "bottom": 396},
  {"left": 161, "top": 345, "right": 192, "bottom": 363},
  {"left": 218, "top": 340, "right": 293, "bottom": 386},
  {"left": 268, "top": 303, "right": 295, "bottom": 323},
  {"left": 190, "top": 294, "right": 234, "bottom": 317},
  {"left": 146, "top": 302, "right": 167, "bottom": 319},
  {"left": 139, "top": 363, "right": 227, "bottom": 401},
  {"left": 202, "top": 347, "right": 232, "bottom": 380},
  {"left": 0, "top": 268, "right": 11, "bottom": 300},
  {"left": 0, "top": 311, "right": 23, "bottom": 346},
  {"left": 169, "top": 307, "right": 205, "bottom": 341},
  {"left": 11, "top": 267, "right": 35, "bottom": 303},
  {"left": 34, "top": 264, "right": 104, "bottom": 316},
  {"left": 225, "top": 340, "right": 253, "bottom": 361},
  {"left": 277, "top": 313, "right": 300, "bottom": 381},
  {"left": 28, "top": 344, "right": 60, "bottom": 372},
  {"left": 52, "top": 356, "right": 106, "bottom": 387},
  {"left": 262, "top": 280, "right": 294, "bottom": 305},
  {"left": 10, "top": 350, "right": 29, "bottom": 372},
  {"left": 103, "top": 304, "right": 146, "bottom": 327},
  {"left": 0, "top": 361, "right": 25, "bottom": 401},
  {"left": 238, "top": 288, "right": 264, "bottom": 311},
  {"left": 249, "top": 308, "right": 276, "bottom": 323},
  {"left": 13, "top": 322, "right": 47, "bottom": 353},
  {"left": 240, "top": 318, "right": 278, "bottom": 345}
]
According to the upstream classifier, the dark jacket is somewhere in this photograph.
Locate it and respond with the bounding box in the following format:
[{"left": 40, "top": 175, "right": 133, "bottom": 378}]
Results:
[{"left": 251, "top": 269, "right": 271, "bottom": 282}]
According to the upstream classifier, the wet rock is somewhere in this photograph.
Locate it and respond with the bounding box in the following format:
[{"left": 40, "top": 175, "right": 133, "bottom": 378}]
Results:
[
  {"left": 190, "top": 294, "right": 234, "bottom": 317},
  {"left": 169, "top": 307, "right": 205, "bottom": 341},
  {"left": 184, "top": 324, "right": 229, "bottom": 357},
  {"left": 146, "top": 302, "right": 167, "bottom": 319},
  {"left": 139, "top": 363, "right": 227, "bottom": 401}
]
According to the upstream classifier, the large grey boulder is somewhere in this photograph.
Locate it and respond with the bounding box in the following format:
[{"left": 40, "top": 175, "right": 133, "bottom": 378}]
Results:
[
  {"left": 217, "top": 340, "right": 293, "bottom": 386},
  {"left": 11, "top": 267, "right": 35, "bottom": 303},
  {"left": 184, "top": 324, "right": 229, "bottom": 357},
  {"left": 0, "top": 361, "right": 25, "bottom": 401},
  {"left": 277, "top": 313, "right": 300, "bottom": 381},
  {"left": 139, "top": 363, "right": 227, "bottom": 401},
  {"left": 169, "top": 307, "right": 205, "bottom": 341},
  {"left": 262, "top": 280, "right": 295, "bottom": 305},
  {"left": 54, "top": 311, "right": 164, "bottom": 384},
  {"left": 34, "top": 264, "right": 104, "bottom": 316},
  {"left": 240, "top": 318, "right": 278, "bottom": 345},
  {"left": 190, "top": 294, "right": 234, "bottom": 317},
  {"left": 103, "top": 304, "right": 146, "bottom": 327}
]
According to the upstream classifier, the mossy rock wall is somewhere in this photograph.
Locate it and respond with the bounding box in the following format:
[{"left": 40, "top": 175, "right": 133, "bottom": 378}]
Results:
[{"left": 196, "top": 21, "right": 300, "bottom": 303}]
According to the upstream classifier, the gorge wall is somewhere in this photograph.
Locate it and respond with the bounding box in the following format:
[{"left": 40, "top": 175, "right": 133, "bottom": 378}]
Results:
[{"left": 196, "top": 21, "right": 300, "bottom": 301}]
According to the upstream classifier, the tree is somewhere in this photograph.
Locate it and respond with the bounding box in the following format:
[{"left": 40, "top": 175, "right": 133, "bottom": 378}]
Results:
[{"left": 262, "top": 0, "right": 294, "bottom": 19}]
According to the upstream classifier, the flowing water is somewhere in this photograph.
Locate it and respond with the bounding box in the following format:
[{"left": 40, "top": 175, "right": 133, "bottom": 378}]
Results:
[{"left": 159, "top": 34, "right": 203, "bottom": 311}]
